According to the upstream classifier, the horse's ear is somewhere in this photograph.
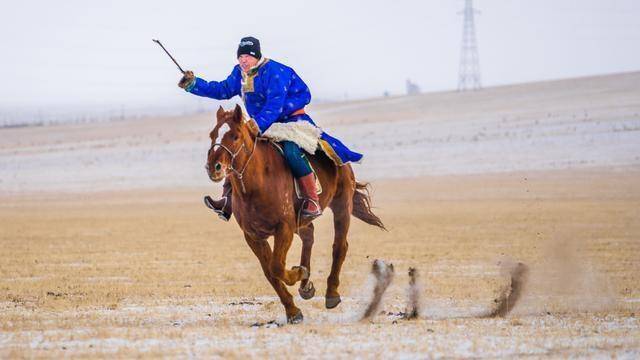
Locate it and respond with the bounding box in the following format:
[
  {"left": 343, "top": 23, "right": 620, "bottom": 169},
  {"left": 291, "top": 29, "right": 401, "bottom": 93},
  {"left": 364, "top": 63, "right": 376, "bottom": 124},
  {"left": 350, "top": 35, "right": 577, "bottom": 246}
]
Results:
[
  {"left": 233, "top": 104, "right": 243, "bottom": 123},
  {"left": 216, "top": 105, "right": 224, "bottom": 121}
]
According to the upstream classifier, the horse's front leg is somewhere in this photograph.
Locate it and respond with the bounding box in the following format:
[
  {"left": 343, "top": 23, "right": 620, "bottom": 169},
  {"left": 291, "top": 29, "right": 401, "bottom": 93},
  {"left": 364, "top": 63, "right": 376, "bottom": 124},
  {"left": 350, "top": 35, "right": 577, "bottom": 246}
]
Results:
[
  {"left": 297, "top": 223, "right": 316, "bottom": 299},
  {"left": 243, "top": 233, "right": 302, "bottom": 323},
  {"left": 271, "top": 223, "right": 309, "bottom": 287}
]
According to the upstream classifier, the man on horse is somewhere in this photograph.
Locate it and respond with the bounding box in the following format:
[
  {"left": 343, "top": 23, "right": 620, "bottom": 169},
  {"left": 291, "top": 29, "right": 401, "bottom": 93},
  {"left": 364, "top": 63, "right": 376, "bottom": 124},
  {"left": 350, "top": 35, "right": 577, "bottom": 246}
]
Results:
[{"left": 179, "top": 36, "right": 363, "bottom": 222}]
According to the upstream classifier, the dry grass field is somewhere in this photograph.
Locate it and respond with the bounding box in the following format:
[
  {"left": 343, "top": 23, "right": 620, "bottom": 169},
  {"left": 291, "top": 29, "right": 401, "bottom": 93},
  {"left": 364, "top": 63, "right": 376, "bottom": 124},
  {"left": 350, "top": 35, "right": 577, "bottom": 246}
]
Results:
[
  {"left": 1, "top": 169, "right": 639, "bottom": 357},
  {"left": 2, "top": 73, "right": 639, "bottom": 357}
]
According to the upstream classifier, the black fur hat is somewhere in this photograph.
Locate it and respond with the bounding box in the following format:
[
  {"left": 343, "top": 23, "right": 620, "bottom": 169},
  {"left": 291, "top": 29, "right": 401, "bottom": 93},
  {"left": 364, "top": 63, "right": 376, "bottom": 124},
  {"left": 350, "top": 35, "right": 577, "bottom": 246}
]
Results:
[{"left": 237, "top": 36, "right": 261, "bottom": 59}]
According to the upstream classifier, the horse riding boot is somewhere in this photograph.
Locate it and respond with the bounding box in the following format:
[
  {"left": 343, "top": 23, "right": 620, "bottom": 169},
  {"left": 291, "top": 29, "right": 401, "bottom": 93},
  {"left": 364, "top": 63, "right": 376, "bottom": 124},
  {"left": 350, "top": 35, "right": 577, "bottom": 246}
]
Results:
[
  {"left": 298, "top": 173, "right": 322, "bottom": 220},
  {"left": 203, "top": 177, "right": 233, "bottom": 221}
]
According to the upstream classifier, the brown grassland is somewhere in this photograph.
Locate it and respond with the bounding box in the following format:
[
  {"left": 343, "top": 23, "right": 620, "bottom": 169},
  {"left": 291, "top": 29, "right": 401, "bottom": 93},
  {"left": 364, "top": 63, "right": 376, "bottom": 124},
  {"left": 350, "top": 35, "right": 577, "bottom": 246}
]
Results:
[{"left": 1, "top": 168, "right": 639, "bottom": 357}]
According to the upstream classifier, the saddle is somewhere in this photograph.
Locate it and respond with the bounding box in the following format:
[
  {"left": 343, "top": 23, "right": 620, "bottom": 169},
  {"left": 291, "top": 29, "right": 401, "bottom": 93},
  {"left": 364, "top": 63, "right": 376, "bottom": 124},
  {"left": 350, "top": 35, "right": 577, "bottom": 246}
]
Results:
[{"left": 262, "top": 138, "right": 322, "bottom": 198}]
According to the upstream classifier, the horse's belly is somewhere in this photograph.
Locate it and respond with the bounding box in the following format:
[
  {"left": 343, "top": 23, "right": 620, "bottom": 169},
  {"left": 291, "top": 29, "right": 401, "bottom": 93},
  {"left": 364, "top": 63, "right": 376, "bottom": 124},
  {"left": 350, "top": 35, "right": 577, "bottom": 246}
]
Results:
[
  {"left": 232, "top": 184, "right": 297, "bottom": 239},
  {"left": 234, "top": 210, "right": 279, "bottom": 239}
]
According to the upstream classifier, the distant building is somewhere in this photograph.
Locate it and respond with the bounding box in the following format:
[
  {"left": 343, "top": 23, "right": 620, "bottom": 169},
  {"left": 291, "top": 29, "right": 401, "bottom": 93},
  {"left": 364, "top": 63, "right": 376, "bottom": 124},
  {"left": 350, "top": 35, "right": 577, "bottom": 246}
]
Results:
[{"left": 406, "top": 79, "right": 421, "bottom": 95}]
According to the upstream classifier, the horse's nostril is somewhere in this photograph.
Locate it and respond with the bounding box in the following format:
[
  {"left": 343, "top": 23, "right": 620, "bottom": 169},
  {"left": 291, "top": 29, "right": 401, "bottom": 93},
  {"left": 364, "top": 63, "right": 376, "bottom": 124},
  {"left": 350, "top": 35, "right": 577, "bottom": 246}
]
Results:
[{"left": 215, "top": 163, "right": 222, "bottom": 172}]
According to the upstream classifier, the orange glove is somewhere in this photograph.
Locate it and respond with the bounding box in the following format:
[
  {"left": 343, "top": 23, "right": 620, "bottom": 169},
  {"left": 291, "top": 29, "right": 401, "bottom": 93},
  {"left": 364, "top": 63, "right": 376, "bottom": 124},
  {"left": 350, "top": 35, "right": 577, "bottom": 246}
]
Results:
[{"left": 178, "top": 70, "right": 195, "bottom": 89}]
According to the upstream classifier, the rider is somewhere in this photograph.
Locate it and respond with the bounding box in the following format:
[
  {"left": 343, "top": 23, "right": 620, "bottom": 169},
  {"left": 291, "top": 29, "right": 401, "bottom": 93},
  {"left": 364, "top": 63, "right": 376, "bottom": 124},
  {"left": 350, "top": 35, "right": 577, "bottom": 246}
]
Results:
[{"left": 179, "top": 36, "right": 361, "bottom": 222}]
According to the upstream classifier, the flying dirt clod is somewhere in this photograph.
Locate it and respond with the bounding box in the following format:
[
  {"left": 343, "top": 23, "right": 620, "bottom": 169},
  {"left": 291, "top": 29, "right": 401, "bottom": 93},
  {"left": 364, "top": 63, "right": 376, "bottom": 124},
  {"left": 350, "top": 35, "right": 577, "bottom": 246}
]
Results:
[
  {"left": 486, "top": 261, "right": 529, "bottom": 317},
  {"left": 362, "top": 259, "right": 395, "bottom": 320},
  {"left": 405, "top": 267, "right": 421, "bottom": 320}
]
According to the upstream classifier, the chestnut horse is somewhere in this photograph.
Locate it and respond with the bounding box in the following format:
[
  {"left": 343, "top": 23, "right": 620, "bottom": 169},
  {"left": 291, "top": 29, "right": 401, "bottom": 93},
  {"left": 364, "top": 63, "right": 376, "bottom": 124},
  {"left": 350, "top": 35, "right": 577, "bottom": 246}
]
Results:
[{"left": 206, "top": 105, "right": 385, "bottom": 323}]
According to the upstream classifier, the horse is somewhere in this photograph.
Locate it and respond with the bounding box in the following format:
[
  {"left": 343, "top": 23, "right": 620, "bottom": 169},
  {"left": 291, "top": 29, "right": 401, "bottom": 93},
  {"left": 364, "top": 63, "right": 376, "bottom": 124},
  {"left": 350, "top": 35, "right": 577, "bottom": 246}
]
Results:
[{"left": 206, "top": 104, "right": 385, "bottom": 323}]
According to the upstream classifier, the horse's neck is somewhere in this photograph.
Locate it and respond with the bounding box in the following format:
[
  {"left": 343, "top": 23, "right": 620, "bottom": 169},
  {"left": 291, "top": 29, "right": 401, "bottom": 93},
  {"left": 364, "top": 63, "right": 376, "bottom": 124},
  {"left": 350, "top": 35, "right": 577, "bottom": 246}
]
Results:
[{"left": 228, "top": 138, "right": 272, "bottom": 197}]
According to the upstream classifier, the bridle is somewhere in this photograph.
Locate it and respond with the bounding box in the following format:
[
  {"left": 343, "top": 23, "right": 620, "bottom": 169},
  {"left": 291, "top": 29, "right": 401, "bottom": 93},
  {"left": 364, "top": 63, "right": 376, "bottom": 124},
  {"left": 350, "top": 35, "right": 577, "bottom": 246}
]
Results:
[{"left": 209, "top": 135, "right": 262, "bottom": 194}]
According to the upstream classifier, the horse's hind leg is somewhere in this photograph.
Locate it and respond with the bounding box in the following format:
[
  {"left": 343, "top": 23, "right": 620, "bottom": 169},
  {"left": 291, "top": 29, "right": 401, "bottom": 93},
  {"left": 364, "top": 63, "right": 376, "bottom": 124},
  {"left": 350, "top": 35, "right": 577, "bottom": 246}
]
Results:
[
  {"left": 326, "top": 187, "right": 354, "bottom": 309},
  {"left": 297, "top": 223, "right": 315, "bottom": 299},
  {"left": 243, "top": 233, "right": 302, "bottom": 323}
]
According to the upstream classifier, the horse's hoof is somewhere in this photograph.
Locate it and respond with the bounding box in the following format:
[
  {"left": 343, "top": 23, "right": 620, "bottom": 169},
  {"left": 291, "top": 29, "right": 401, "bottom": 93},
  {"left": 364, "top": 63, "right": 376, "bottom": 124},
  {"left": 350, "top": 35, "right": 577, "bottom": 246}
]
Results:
[
  {"left": 325, "top": 295, "right": 341, "bottom": 309},
  {"left": 298, "top": 280, "right": 315, "bottom": 300},
  {"left": 287, "top": 310, "right": 304, "bottom": 324},
  {"left": 292, "top": 266, "right": 309, "bottom": 280}
]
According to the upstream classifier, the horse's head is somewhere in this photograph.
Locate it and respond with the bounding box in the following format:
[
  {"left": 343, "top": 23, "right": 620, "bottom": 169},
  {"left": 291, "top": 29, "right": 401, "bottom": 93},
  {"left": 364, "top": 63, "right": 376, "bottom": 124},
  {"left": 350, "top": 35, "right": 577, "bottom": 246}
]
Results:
[{"left": 205, "top": 104, "right": 256, "bottom": 182}]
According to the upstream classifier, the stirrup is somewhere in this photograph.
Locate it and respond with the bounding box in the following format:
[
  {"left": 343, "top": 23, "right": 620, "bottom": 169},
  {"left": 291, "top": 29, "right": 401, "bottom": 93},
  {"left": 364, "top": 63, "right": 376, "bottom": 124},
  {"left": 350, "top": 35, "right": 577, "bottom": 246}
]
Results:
[
  {"left": 203, "top": 196, "right": 231, "bottom": 222},
  {"left": 301, "top": 198, "right": 322, "bottom": 219}
]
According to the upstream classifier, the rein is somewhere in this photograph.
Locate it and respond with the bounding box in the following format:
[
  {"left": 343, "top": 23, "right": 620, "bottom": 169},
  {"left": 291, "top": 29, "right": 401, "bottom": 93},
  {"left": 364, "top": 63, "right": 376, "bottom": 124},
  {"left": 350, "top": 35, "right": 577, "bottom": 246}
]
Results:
[{"left": 212, "top": 136, "right": 267, "bottom": 193}]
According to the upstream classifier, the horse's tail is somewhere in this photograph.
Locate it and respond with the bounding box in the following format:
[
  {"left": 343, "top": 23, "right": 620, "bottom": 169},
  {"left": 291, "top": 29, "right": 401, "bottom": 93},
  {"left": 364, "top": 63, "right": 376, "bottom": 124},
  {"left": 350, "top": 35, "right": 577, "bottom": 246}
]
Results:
[{"left": 352, "top": 181, "right": 387, "bottom": 231}]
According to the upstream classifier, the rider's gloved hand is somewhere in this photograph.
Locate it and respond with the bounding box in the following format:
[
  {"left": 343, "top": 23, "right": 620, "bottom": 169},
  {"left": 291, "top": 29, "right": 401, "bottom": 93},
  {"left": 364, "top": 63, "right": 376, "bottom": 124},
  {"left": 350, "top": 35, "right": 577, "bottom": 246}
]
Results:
[{"left": 178, "top": 70, "right": 195, "bottom": 89}]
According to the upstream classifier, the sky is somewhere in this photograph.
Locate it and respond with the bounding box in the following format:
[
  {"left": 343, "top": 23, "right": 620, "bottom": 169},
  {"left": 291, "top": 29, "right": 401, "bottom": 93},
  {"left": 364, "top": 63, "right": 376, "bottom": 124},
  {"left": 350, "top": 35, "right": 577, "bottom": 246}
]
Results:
[{"left": 0, "top": 0, "right": 639, "bottom": 114}]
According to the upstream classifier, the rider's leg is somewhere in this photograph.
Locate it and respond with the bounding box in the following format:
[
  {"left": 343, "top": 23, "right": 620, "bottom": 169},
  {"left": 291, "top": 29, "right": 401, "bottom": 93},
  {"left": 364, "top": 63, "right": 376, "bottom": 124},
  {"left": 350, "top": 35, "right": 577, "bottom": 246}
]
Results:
[
  {"left": 282, "top": 141, "right": 321, "bottom": 219},
  {"left": 203, "top": 176, "right": 233, "bottom": 221}
]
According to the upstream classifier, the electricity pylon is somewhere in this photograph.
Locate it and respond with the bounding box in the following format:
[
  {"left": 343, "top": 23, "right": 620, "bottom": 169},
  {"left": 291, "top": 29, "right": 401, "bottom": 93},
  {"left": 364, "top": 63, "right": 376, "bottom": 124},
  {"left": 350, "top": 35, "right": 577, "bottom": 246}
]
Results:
[{"left": 458, "top": 0, "right": 482, "bottom": 91}]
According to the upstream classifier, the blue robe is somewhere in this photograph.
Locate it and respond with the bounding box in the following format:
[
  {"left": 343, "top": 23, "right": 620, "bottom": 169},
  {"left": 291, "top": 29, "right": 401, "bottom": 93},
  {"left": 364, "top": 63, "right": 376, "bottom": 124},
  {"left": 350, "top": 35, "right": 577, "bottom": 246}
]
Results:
[{"left": 185, "top": 59, "right": 363, "bottom": 165}]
